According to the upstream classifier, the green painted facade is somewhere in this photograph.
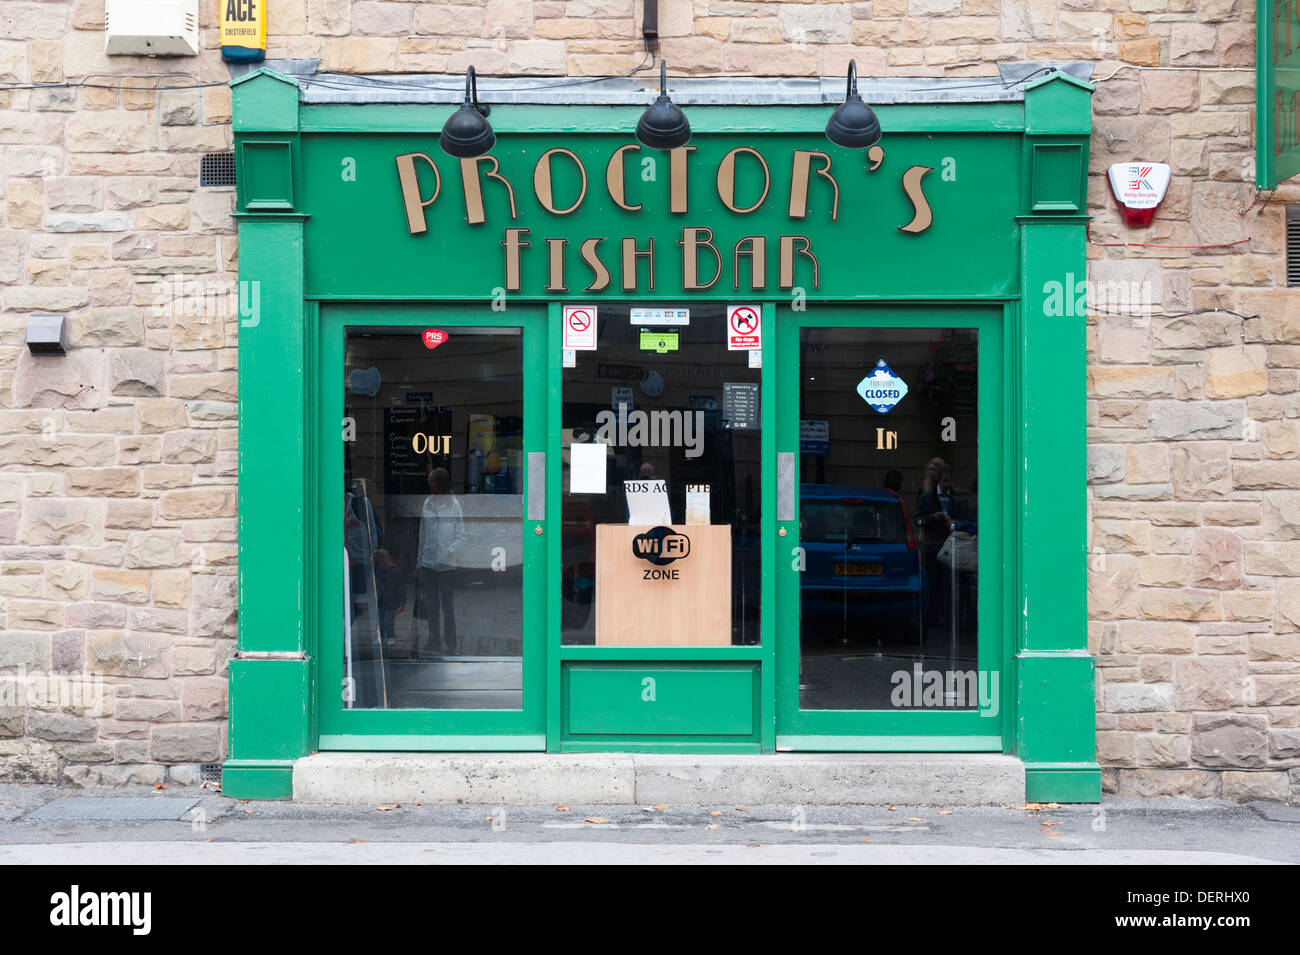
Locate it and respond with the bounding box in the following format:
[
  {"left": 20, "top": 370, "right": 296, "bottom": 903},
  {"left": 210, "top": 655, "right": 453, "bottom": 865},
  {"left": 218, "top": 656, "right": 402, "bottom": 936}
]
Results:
[
  {"left": 1258, "top": 0, "right": 1300, "bottom": 189},
  {"left": 223, "top": 67, "right": 1101, "bottom": 802}
]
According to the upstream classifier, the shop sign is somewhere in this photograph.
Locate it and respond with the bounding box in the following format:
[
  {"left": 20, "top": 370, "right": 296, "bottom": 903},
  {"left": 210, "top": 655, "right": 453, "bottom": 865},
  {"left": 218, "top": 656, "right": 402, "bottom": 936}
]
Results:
[
  {"left": 390, "top": 143, "right": 938, "bottom": 296},
  {"left": 726, "top": 304, "right": 761, "bottom": 350},
  {"left": 631, "top": 307, "right": 689, "bottom": 325},
  {"left": 856, "top": 359, "right": 908, "bottom": 414},
  {"left": 562, "top": 305, "right": 597, "bottom": 350},
  {"left": 632, "top": 525, "right": 692, "bottom": 570}
]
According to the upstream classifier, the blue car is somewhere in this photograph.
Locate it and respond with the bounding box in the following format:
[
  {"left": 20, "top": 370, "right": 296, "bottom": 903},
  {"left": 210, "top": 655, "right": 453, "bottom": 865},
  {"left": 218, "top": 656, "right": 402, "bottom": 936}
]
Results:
[{"left": 798, "top": 484, "right": 924, "bottom": 639}]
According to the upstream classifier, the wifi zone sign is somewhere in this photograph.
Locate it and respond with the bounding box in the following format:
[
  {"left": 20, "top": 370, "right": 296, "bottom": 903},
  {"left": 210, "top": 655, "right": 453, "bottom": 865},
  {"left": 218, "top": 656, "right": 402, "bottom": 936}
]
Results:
[{"left": 633, "top": 525, "right": 691, "bottom": 579}]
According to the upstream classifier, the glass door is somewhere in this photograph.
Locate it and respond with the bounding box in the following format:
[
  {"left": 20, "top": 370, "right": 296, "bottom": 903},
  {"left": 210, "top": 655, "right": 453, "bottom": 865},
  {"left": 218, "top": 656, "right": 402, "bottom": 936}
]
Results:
[
  {"left": 317, "top": 305, "right": 546, "bottom": 747},
  {"left": 774, "top": 308, "right": 1004, "bottom": 748}
]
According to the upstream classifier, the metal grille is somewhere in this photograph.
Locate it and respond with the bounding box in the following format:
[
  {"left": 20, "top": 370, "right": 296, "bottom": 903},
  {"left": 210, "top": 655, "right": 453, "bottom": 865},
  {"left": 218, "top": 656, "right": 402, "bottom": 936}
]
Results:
[
  {"left": 200, "top": 151, "right": 236, "bottom": 187},
  {"left": 199, "top": 762, "right": 223, "bottom": 783},
  {"left": 1288, "top": 206, "right": 1300, "bottom": 287}
]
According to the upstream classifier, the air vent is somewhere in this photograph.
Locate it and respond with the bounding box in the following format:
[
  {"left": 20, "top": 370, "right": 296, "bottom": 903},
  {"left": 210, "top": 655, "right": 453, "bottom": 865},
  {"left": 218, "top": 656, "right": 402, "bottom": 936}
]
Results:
[
  {"left": 199, "top": 762, "right": 223, "bottom": 784},
  {"left": 1289, "top": 206, "right": 1300, "bottom": 288},
  {"left": 200, "top": 152, "right": 236, "bottom": 187}
]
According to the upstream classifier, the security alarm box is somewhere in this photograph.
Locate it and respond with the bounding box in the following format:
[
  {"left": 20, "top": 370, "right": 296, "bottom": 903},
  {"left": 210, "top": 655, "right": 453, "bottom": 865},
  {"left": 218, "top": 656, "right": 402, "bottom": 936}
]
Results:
[{"left": 105, "top": 0, "right": 200, "bottom": 56}]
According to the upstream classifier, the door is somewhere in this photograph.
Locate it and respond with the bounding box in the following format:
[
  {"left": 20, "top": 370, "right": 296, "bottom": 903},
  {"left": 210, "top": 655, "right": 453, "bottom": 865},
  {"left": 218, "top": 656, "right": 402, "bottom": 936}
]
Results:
[
  {"left": 775, "top": 308, "right": 1005, "bottom": 749},
  {"left": 317, "top": 305, "right": 547, "bottom": 748}
]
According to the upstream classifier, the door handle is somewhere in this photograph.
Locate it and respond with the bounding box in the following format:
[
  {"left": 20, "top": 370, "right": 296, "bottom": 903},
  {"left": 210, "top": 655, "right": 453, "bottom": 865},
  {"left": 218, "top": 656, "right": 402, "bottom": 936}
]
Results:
[
  {"left": 778, "top": 451, "right": 795, "bottom": 522},
  {"left": 527, "top": 452, "right": 545, "bottom": 521}
]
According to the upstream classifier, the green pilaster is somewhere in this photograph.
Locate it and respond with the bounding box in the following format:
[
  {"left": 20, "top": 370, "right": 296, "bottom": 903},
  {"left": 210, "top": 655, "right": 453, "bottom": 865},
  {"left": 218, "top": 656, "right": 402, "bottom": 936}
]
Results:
[
  {"left": 1015, "top": 72, "right": 1101, "bottom": 803},
  {"left": 224, "top": 71, "right": 310, "bottom": 800}
]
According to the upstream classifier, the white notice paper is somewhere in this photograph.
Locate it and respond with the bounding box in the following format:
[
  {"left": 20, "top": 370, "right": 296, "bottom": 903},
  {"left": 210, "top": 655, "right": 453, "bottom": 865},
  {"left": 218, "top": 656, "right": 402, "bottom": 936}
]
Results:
[
  {"left": 624, "top": 479, "right": 672, "bottom": 525},
  {"left": 570, "top": 442, "right": 607, "bottom": 494},
  {"left": 685, "top": 484, "right": 711, "bottom": 525}
]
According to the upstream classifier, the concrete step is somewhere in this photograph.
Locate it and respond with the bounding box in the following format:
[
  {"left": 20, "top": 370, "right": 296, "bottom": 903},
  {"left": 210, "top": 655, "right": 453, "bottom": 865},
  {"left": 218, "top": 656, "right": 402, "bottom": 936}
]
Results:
[{"left": 293, "top": 753, "right": 1025, "bottom": 806}]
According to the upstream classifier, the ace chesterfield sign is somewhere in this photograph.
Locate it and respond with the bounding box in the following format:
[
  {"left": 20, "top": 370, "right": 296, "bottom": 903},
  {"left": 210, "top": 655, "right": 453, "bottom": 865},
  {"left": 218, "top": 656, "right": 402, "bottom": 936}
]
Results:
[{"left": 296, "top": 124, "right": 1026, "bottom": 302}]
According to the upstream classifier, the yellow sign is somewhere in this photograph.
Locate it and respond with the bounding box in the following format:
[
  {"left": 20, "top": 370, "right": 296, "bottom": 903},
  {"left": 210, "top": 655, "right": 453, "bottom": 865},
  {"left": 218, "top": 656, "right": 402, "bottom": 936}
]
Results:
[{"left": 220, "top": 0, "right": 266, "bottom": 63}]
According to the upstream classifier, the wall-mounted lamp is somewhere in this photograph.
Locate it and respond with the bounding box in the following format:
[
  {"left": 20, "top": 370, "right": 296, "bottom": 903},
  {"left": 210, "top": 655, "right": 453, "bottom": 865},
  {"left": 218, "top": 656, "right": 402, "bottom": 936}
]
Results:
[
  {"left": 26, "top": 313, "right": 68, "bottom": 356},
  {"left": 825, "top": 60, "right": 881, "bottom": 149},
  {"left": 636, "top": 60, "right": 691, "bottom": 151},
  {"left": 439, "top": 66, "right": 495, "bottom": 158}
]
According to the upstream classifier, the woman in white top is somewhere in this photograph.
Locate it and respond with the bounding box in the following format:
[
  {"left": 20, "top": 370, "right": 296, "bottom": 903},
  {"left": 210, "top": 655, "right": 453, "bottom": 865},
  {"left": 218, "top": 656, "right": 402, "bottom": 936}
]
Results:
[{"left": 417, "top": 467, "right": 466, "bottom": 656}]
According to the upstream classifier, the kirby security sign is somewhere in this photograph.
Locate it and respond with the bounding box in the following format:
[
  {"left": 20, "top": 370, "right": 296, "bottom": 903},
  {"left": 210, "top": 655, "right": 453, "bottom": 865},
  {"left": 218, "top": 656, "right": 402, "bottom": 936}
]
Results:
[{"left": 856, "top": 358, "right": 909, "bottom": 414}]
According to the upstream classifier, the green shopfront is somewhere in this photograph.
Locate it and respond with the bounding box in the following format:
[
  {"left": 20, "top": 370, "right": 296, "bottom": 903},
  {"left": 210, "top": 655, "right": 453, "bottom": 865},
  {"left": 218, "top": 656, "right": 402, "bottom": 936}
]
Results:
[{"left": 222, "top": 65, "right": 1101, "bottom": 803}]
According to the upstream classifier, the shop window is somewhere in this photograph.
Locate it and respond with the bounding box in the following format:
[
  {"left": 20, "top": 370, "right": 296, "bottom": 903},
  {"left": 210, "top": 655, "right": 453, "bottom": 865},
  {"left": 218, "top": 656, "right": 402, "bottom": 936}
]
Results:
[
  {"left": 797, "top": 326, "right": 979, "bottom": 710},
  {"left": 342, "top": 326, "right": 525, "bottom": 709},
  {"left": 560, "top": 304, "right": 761, "bottom": 646}
]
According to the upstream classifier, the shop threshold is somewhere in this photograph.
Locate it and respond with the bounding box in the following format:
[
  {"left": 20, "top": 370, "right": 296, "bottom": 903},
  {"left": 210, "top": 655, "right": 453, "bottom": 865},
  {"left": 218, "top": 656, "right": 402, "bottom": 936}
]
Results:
[{"left": 293, "top": 752, "right": 1024, "bottom": 807}]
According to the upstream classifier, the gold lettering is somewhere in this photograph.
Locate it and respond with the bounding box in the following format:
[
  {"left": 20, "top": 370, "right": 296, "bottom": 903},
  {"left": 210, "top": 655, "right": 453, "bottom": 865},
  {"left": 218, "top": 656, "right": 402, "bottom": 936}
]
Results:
[
  {"left": 669, "top": 145, "right": 696, "bottom": 214},
  {"left": 788, "top": 150, "right": 839, "bottom": 221},
  {"left": 533, "top": 147, "right": 588, "bottom": 216},
  {"left": 459, "top": 155, "right": 517, "bottom": 226},
  {"left": 546, "top": 237, "right": 568, "bottom": 293},
  {"left": 621, "top": 237, "right": 655, "bottom": 292},
  {"left": 580, "top": 237, "right": 611, "bottom": 292},
  {"left": 779, "top": 235, "right": 819, "bottom": 289},
  {"left": 678, "top": 227, "right": 722, "bottom": 291},
  {"left": 716, "top": 147, "right": 770, "bottom": 215},
  {"left": 395, "top": 152, "right": 441, "bottom": 235},
  {"left": 606, "top": 144, "right": 642, "bottom": 212},
  {"left": 501, "top": 228, "right": 530, "bottom": 292},
  {"left": 898, "top": 164, "right": 935, "bottom": 234},
  {"left": 733, "top": 235, "right": 767, "bottom": 291}
]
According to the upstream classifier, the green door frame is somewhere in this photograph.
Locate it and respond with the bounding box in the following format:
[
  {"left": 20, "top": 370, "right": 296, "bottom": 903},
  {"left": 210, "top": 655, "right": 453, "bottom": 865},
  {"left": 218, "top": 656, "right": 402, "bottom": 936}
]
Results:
[
  {"left": 222, "top": 67, "right": 1101, "bottom": 802},
  {"left": 773, "top": 304, "right": 1006, "bottom": 751},
  {"left": 315, "top": 304, "right": 548, "bottom": 750}
]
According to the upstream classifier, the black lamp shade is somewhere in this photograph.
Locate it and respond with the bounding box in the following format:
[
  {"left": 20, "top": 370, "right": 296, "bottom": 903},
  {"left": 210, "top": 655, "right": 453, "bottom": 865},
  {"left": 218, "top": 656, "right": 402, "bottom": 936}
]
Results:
[
  {"left": 440, "top": 66, "right": 495, "bottom": 158},
  {"left": 825, "top": 59, "right": 881, "bottom": 149},
  {"left": 636, "top": 61, "right": 691, "bottom": 151}
]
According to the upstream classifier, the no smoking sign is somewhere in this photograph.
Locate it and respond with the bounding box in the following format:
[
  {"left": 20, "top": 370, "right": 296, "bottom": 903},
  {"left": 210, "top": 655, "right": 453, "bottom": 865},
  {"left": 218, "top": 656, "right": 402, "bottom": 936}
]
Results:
[
  {"left": 563, "top": 305, "right": 597, "bottom": 350},
  {"left": 727, "top": 304, "right": 761, "bottom": 351}
]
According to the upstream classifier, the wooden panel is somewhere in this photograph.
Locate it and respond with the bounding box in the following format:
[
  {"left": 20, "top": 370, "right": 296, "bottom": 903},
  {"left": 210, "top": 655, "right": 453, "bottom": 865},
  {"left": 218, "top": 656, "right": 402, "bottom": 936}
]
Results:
[{"left": 594, "top": 524, "right": 731, "bottom": 646}]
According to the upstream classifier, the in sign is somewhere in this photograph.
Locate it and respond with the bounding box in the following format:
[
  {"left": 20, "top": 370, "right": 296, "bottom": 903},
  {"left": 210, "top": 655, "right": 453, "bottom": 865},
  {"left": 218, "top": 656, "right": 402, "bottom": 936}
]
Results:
[
  {"left": 563, "top": 304, "right": 598, "bottom": 350},
  {"left": 727, "top": 304, "right": 762, "bottom": 350},
  {"left": 422, "top": 329, "right": 448, "bottom": 349}
]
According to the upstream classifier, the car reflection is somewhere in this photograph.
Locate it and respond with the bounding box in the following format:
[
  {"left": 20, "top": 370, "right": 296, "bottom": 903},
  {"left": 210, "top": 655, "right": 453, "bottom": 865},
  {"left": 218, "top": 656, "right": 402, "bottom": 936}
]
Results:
[{"left": 798, "top": 484, "right": 924, "bottom": 643}]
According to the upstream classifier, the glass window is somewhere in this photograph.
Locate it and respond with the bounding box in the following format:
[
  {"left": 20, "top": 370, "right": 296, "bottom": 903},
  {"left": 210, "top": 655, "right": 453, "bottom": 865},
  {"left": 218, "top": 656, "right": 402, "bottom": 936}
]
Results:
[
  {"left": 342, "top": 325, "right": 525, "bottom": 709},
  {"left": 798, "top": 326, "right": 979, "bottom": 710},
  {"left": 560, "top": 305, "right": 761, "bottom": 646}
]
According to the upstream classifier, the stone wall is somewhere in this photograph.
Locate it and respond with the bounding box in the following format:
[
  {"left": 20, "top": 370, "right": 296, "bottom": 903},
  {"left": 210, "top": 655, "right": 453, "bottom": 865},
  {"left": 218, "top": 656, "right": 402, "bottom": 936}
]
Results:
[{"left": 0, "top": 0, "right": 1295, "bottom": 800}]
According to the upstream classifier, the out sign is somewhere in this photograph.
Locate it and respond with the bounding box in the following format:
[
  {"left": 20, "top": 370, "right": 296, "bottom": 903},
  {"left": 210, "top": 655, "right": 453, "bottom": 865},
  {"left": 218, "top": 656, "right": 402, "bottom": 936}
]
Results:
[{"left": 422, "top": 329, "right": 448, "bottom": 350}]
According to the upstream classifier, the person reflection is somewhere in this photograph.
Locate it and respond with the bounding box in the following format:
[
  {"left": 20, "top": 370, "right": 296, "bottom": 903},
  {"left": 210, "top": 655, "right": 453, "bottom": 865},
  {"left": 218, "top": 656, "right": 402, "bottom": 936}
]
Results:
[
  {"left": 417, "top": 467, "right": 466, "bottom": 657},
  {"left": 916, "top": 467, "right": 974, "bottom": 631}
]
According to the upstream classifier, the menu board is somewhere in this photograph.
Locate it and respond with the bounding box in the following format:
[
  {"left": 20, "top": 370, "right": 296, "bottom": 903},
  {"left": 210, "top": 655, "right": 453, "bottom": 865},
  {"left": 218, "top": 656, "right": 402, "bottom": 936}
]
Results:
[{"left": 722, "top": 381, "right": 760, "bottom": 430}]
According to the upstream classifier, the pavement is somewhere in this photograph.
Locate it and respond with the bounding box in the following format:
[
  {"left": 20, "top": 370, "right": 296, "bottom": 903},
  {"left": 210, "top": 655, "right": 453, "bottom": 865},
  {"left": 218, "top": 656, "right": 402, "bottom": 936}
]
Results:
[{"left": 0, "top": 783, "right": 1297, "bottom": 864}]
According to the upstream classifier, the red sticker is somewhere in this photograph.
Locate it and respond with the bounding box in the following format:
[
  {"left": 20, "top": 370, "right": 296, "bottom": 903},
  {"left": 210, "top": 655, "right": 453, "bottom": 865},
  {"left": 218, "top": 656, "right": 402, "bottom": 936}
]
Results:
[{"left": 422, "top": 329, "right": 448, "bottom": 349}]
